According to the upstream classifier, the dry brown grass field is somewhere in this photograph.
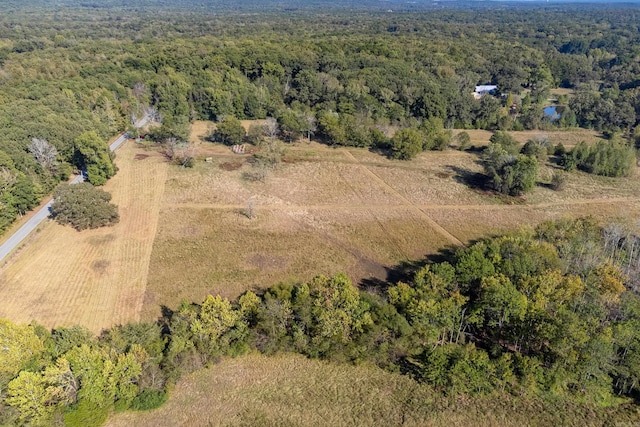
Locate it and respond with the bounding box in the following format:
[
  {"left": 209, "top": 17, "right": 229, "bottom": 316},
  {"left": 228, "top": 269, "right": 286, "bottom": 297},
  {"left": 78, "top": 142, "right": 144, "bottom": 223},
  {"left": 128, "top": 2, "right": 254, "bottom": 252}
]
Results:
[
  {"left": 0, "top": 142, "right": 168, "bottom": 332},
  {"left": 105, "top": 353, "right": 635, "bottom": 427},
  {"left": 1, "top": 120, "right": 638, "bottom": 331},
  {"left": 141, "top": 122, "right": 640, "bottom": 320}
]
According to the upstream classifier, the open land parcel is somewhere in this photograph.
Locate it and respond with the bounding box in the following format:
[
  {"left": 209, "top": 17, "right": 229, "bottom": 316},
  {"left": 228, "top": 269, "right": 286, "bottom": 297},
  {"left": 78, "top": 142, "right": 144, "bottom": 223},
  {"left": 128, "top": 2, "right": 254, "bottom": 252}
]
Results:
[{"left": 1, "top": 122, "right": 639, "bottom": 330}]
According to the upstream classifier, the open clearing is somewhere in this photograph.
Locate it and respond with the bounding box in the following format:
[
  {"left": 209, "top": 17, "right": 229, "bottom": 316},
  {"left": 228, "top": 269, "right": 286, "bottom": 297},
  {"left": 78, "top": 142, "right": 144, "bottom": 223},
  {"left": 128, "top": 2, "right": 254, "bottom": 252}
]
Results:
[
  {"left": 142, "top": 123, "right": 640, "bottom": 320},
  {"left": 105, "top": 353, "right": 634, "bottom": 427},
  {"left": 0, "top": 142, "right": 167, "bottom": 332},
  {"left": 1, "top": 121, "right": 639, "bottom": 330}
]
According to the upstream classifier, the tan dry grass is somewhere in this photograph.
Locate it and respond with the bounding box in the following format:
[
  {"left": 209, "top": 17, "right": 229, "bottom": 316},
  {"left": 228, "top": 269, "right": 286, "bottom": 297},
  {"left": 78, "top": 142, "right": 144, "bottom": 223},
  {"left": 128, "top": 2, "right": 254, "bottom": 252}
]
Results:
[
  {"left": 188, "top": 120, "right": 214, "bottom": 146},
  {"left": 105, "top": 354, "right": 434, "bottom": 427},
  {"left": 142, "top": 203, "right": 450, "bottom": 320},
  {"left": 427, "top": 200, "right": 640, "bottom": 244},
  {"left": 105, "top": 353, "right": 631, "bottom": 427},
  {"left": 0, "top": 143, "right": 168, "bottom": 332},
  {"left": 144, "top": 128, "right": 640, "bottom": 319}
]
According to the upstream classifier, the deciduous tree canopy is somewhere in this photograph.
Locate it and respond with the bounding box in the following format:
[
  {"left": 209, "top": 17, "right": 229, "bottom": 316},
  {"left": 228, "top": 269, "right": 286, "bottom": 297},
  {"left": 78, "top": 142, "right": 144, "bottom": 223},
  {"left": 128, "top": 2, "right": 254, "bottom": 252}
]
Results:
[{"left": 51, "top": 183, "right": 119, "bottom": 230}]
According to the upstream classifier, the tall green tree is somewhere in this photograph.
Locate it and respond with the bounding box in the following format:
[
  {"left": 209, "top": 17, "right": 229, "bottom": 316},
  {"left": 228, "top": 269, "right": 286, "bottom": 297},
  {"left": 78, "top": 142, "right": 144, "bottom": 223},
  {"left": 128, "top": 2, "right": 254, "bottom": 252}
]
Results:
[{"left": 73, "top": 131, "right": 115, "bottom": 186}]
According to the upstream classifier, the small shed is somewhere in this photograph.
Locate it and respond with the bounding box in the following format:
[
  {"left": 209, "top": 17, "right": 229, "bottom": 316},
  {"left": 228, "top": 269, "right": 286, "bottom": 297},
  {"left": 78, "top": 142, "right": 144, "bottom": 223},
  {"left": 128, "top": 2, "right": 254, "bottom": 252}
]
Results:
[{"left": 473, "top": 85, "right": 498, "bottom": 99}]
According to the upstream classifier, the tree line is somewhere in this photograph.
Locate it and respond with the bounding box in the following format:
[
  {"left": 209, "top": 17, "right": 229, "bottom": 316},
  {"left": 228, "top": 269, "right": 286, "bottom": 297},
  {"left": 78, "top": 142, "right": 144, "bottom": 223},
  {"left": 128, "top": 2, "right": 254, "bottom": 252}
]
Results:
[{"left": 2, "top": 218, "right": 640, "bottom": 425}]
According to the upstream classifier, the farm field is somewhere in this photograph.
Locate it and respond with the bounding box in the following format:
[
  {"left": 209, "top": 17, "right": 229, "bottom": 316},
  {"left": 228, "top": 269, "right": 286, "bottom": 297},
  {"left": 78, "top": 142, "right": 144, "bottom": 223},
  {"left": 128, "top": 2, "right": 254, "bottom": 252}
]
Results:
[
  {"left": 141, "top": 121, "right": 640, "bottom": 320},
  {"left": 1, "top": 122, "right": 639, "bottom": 331},
  {"left": 0, "top": 143, "right": 168, "bottom": 332},
  {"left": 105, "top": 353, "right": 637, "bottom": 427}
]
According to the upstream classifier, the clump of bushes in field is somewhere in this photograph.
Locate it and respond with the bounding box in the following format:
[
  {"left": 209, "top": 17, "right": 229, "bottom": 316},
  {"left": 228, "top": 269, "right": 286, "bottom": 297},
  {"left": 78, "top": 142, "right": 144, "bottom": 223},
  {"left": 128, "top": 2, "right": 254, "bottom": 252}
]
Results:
[
  {"left": 390, "top": 117, "right": 452, "bottom": 160},
  {"left": 483, "top": 132, "right": 538, "bottom": 196},
  {"left": 561, "top": 140, "right": 636, "bottom": 177},
  {"left": 51, "top": 182, "right": 119, "bottom": 230}
]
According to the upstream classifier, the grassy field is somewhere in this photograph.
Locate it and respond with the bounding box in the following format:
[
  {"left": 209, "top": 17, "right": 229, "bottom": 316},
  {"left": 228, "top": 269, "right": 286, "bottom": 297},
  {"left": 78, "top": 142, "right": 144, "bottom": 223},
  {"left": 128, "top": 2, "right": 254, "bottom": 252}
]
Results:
[
  {"left": 139, "top": 122, "right": 640, "bottom": 319},
  {"left": 1, "top": 121, "right": 638, "bottom": 331},
  {"left": 0, "top": 142, "right": 168, "bottom": 332},
  {"left": 105, "top": 353, "right": 640, "bottom": 427}
]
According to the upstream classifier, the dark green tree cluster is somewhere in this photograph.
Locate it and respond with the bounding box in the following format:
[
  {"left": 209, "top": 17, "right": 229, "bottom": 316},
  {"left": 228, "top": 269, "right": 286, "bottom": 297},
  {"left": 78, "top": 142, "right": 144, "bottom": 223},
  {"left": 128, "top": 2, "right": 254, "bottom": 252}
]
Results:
[
  {"left": 3, "top": 218, "right": 640, "bottom": 425},
  {"left": 210, "top": 116, "right": 246, "bottom": 146},
  {"left": 561, "top": 140, "right": 636, "bottom": 177},
  {"left": 483, "top": 132, "right": 538, "bottom": 196},
  {"left": 73, "top": 132, "right": 116, "bottom": 186},
  {"left": 51, "top": 183, "right": 119, "bottom": 231},
  {"left": 0, "top": 151, "right": 40, "bottom": 232}
]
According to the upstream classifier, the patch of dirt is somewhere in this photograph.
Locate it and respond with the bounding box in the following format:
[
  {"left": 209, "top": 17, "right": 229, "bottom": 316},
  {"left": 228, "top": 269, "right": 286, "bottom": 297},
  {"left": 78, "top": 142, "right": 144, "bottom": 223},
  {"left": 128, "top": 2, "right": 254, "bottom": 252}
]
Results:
[
  {"left": 436, "top": 172, "right": 452, "bottom": 179},
  {"left": 178, "top": 225, "right": 202, "bottom": 237},
  {"left": 87, "top": 234, "right": 117, "bottom": 246},
  {"left": 220, "top": 161, "right": 244, "bottom": 171},
  {"left": 134, "top": 154, "right": 150, "bottom": 161},
  {"left": 92, "top": 259, "right": 110, "bottom": 275},
  {"left": 248, "top": 254, "right": 289, "bottom": 272}
]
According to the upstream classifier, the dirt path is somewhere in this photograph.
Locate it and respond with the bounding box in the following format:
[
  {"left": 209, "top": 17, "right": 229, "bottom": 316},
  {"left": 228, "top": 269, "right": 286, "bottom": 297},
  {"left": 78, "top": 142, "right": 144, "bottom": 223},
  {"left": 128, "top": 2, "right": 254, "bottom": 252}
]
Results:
[
  {"left": 339, "top": 150, "right": 465, "bottom": 246},
  {"left": 162, "top": 196, "right": 640, "bottom": 212}
]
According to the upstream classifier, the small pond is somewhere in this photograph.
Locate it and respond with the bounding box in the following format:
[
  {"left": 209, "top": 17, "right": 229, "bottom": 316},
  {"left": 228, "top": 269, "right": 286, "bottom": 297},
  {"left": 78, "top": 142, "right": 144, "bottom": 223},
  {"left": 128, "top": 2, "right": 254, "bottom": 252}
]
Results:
[{"left": 543, "top": 105, "right": 561, "bottom": 121}]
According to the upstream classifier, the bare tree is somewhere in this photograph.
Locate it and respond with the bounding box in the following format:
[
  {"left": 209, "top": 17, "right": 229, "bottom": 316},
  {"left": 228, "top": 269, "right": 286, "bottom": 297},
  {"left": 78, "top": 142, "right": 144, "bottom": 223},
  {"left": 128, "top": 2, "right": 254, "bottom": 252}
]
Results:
[
  {"left": 263, "top": 117, "right": 279, "bottom": 141},
  {"left": 603, "top": 223, "right": 625, "bottom": 262},
  {"left": 163, "top": 138, "right": 195, "bottom": 168},
  {"left": 304, "top": 113, "right": 317, "bottom": 142},
  {"left": 28, "top": 138, "right": 58, "bottom": 172},
  {"left": 132, "top": 82, "right": 147, "bottom": 101},
  {"left": 142, "top": 106, "right": 161, "bottom": 123}
]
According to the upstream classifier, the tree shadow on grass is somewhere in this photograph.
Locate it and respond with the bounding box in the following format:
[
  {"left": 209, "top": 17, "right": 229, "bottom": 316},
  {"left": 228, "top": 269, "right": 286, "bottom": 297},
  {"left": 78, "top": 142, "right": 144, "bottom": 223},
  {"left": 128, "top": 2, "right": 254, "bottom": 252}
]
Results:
[
  {"left": 536, "top": 181, "right": 554, "bottom": 190},
  {"left": 359, "top": 244, "right": 461, "bottom": 293},
  {"left": 446, "top": 164, "right": 488, "bottom": 191}
]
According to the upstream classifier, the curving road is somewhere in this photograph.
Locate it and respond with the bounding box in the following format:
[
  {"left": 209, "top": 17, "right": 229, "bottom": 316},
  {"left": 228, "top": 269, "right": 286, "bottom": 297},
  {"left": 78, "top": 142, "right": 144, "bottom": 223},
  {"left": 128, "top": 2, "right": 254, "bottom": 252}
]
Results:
[{"left": 0, "top": 115, "right": 150, "bottom": 262}]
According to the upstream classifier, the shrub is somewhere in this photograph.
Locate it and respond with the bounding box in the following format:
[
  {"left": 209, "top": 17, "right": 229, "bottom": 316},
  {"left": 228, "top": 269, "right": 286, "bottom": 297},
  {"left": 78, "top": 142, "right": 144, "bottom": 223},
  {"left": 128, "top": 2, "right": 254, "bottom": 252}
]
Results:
[
  {"left": 51, "top": 183, "right": 119, "bottom": 230},
  {"left": 64, "top": 401, "right": 109, "bottom": 427},
  {"left": 562, "top": 140, "right": 635, "bottom": 177},
  {"left": 521, "top": 139, "right": 550, "bottom": 162},
  {"left": 489, "top": 131, "right": 519, "bottom": 155},
  {"left": 129, "top": 390, "right": 168, "bottom": 411},
  {"left": 554, "top": 143, "right": 567, "bottom": 156},
  {"left": 211, "top": 116, "right": 246, "bottom": 146},
  {"left": 550, "top": 171, "right": 567, "bottom": 191},
  {"left": 484, "top": 147, "right": 538, "bottom": 196},
  {"left": 456, "top": 131, "right": 471, "bottom": 151},
  {"left": 391, "top": 128, "right": 423, "bottom": 160}
]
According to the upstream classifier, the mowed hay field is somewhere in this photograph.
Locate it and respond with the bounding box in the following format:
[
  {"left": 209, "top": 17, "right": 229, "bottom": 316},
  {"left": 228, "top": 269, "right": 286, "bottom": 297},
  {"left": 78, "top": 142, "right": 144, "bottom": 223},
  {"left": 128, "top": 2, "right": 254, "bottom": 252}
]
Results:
[
  {"left": 0, "top": 143, "right": 168, "bottom": 332},
  {"left": 105, "top": 353, "right": 636, "bottom": 427}
]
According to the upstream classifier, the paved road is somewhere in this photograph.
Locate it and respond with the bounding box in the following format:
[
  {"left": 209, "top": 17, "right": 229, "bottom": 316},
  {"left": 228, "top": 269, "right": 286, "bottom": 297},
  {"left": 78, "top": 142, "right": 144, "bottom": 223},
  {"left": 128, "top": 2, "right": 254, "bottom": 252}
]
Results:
[{"left": 0, "top": 115, "right": 151, "bottom": 262}]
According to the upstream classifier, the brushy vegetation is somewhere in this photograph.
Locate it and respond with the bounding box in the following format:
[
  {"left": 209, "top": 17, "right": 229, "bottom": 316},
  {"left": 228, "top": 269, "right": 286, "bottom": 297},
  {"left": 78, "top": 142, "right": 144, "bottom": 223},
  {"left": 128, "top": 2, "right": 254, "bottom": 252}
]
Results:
[
  {"left": 562, "top": 140, "right": 637, "bottom": 177},
  {"left": 3, "top": 218, "right": 640, "bottom": 425}
]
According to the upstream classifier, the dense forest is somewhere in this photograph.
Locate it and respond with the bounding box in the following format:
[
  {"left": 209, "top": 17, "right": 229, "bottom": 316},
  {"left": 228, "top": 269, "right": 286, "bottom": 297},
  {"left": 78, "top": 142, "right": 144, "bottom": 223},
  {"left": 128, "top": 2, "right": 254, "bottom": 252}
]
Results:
[{"left": 2, "top": 2, "right": 640, "bottom": 425}]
